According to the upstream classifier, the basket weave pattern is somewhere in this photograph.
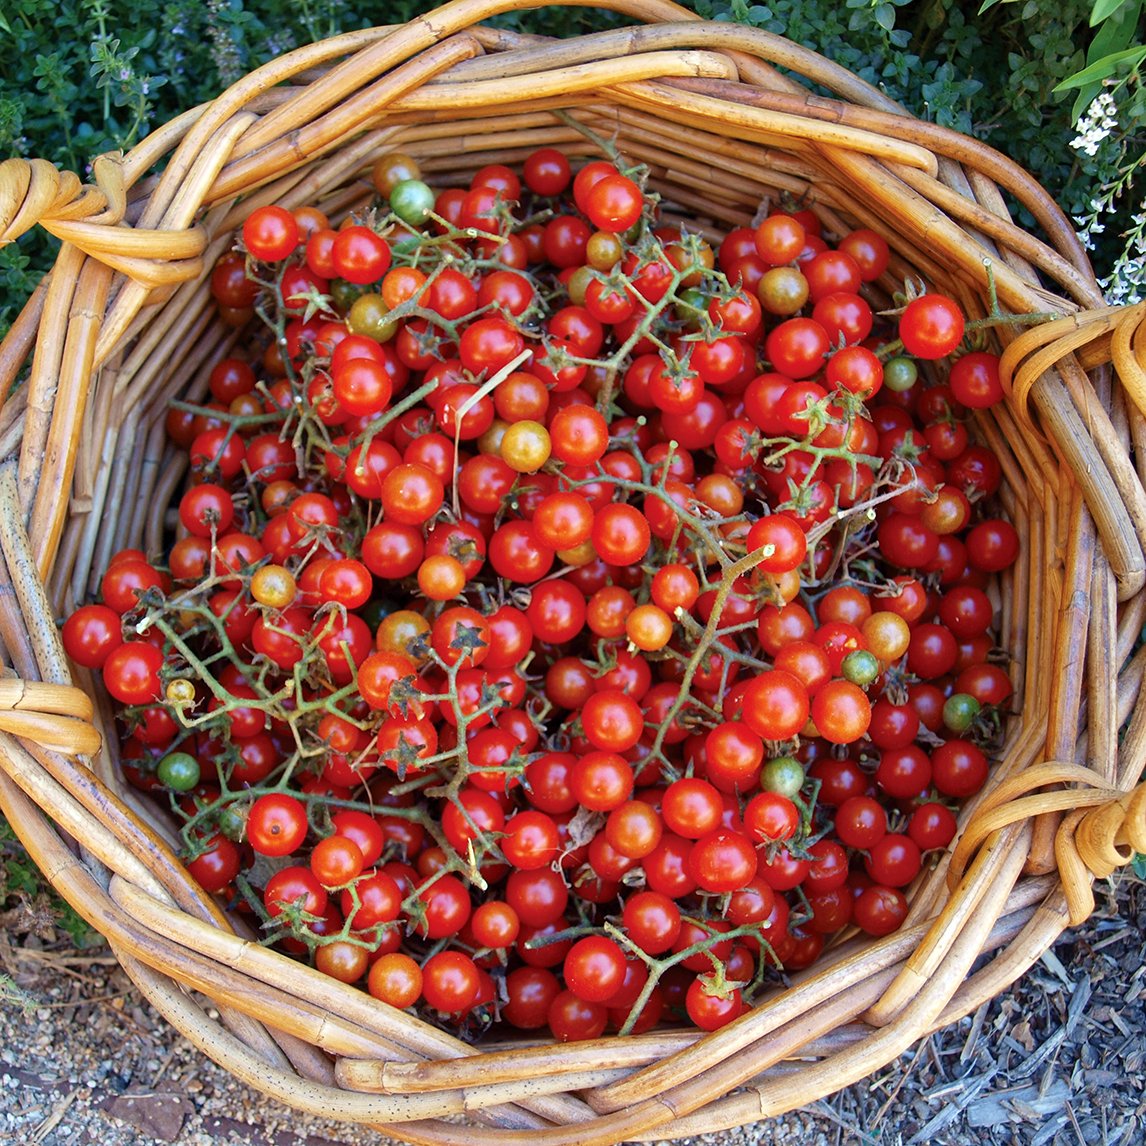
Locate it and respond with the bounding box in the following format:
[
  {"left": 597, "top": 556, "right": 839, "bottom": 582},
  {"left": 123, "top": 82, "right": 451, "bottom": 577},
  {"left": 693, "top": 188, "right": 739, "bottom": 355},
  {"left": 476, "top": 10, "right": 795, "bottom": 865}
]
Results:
[{"left": 1, "top": 1, "right": 1146, "bottom": 1142}]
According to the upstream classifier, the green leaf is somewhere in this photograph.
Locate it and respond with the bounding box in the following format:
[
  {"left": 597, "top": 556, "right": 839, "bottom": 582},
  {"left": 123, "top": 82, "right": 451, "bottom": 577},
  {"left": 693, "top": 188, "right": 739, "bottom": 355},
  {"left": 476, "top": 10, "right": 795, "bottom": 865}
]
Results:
[
  {"left": 2, "top": 855, "right": 41, "bottom": 897},
  {"left": 1052, "top": 45, "right": 1146, "bottom": 91},
  {"left": 1065, "top": 3, "right": 1140, "bottom": 119},
  {"left": 1072, "top": 82, "right": 1106, "bottom": 121},
  {"left": 1091, "top": 0, "right": 1131, "bottom": 25},
  {"left": 1090, "top": 0, "right": 1143, "bottom": 57},
  {"left": 0, "top": 972, "right": 36, "bottom": 1013}
]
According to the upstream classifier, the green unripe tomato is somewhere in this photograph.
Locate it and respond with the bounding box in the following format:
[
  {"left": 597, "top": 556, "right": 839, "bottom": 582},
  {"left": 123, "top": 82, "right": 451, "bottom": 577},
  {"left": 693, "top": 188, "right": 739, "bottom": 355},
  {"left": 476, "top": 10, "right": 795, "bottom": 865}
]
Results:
[
  {"left": 389, "top": 179, "right": 436, "bottom": 227},
  {"left": 761, "top": 755, "right": 805, "bottom": 799},
  {"left": 565, "top": 265, "right": 594, "bottom": 307},
  {"left": 883, "top": 355, "right": 918, "bottom": 392},
  {"left": 942, "top": 692, "right": 981, "bottom": 733},
  {"left": 348, "top": 292, "right": 397, "bottom": 342},
  {"left": 673, "top": 286, "right": 708, "bottom": 324},
  {"left": 358, "top": 598, "right": 389, "bottom": 633},
  {"left": 157, "top": 751, "right": 201, "bottom": 792},
  {"left": 841, "top": 649, "right": 881, "bottom": 687},
  {"left": 330, "top": 278, "right": 367, "bottom": 313},
  {"left": 216, "top": 802, "right": 247, "bottom": 841}
]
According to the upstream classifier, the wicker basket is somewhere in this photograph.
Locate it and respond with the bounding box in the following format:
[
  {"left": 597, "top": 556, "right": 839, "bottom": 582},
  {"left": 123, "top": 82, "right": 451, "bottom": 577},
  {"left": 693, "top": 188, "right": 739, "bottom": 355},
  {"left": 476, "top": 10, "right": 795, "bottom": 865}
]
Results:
[{"left": 1, "top": 1, "right": 1145, "bottom": 1142}]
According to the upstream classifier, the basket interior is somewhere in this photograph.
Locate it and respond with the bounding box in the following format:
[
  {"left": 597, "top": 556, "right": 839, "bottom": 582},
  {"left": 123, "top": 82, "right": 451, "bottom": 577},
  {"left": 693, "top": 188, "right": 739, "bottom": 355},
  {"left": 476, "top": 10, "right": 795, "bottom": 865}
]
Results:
[{"left": 70, "top": 61, "right": 1049, "bottom": 912}]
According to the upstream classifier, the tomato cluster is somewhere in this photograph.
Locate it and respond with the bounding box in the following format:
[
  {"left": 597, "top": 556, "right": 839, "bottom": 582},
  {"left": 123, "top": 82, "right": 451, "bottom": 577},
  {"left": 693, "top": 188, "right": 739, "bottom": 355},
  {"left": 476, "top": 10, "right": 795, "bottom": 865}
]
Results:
[{"left": 62, "top": 144, "right": 1017, "bottom": 1041}]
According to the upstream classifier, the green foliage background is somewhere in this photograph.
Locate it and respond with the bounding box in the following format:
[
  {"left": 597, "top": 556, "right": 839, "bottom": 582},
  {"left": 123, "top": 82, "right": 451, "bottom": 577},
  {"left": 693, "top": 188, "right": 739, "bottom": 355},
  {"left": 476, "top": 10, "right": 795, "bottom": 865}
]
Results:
[{"left": 1, "top": 0, "right": 1142, "bottom": 337}]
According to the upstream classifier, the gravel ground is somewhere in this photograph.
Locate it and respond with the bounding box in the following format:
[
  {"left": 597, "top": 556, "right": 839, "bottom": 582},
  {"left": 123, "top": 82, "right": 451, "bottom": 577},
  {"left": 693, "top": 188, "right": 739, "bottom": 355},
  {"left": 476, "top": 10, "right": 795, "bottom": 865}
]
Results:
[{"left": 0, "top": 875, "right": 1143, "bottom": 1146}]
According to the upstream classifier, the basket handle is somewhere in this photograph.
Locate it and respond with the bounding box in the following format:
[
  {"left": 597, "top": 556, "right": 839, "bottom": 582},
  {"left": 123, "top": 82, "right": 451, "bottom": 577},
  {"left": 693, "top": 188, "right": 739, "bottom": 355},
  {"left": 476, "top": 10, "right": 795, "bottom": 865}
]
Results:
[
  {"left": 0, "top": 156, "right": 206, "bottom": 287},
  {"left": 946, "top": 762, "right": 1146, "bottom": 925},
  {"left": 999, "top": 299, "right": 1146, "bottom": 600},
  {"left": 0, "top": 679, "right": 101, "bottom": 757},
  {"left": 999, "top": 299, "right": 1146, "bottom": 423}
]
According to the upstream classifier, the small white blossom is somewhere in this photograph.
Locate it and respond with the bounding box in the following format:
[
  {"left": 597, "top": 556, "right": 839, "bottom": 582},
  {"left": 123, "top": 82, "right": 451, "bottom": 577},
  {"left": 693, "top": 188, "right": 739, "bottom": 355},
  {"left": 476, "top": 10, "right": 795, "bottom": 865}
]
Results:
[
  {"left": 1071, "top": 135, "right": 1102, "bottom": 157},
  {"left": 1070, "top": 91, "right": 1119, "bottom": 157},
  {"left": 1100, "top": 199, "right": 1146, "bottom": 305}
]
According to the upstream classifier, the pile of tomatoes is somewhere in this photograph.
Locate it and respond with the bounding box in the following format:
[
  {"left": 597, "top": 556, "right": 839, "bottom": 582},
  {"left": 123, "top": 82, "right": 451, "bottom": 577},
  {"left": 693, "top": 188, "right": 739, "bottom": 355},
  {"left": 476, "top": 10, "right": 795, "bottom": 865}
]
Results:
[{"left": 59, "top": 143, "right": 1017, "bottom": 1041}]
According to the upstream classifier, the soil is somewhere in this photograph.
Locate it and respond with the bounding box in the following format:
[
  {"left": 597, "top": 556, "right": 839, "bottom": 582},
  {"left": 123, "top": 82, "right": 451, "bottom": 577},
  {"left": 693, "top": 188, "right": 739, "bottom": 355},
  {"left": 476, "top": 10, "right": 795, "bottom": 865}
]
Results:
[{"left": 0, "top": 875, "right": 1142, "bottom": 1146}]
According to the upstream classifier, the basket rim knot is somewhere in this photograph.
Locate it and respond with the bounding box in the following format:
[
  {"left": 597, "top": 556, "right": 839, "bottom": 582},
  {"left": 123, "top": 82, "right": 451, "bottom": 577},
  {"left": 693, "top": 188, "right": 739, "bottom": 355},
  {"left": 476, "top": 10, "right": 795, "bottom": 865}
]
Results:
[
  {"left": 0, "top": 155, "right": 206, "bottom": 287},
  {"left": 946, "top": 760, "right": 1146, "bottom": 926},
  {"left": 999, "top": 298, "right": 1146, "bottom": 433},
  {"left": 0, "top": 676, "right": 101, "bottom": 757}
]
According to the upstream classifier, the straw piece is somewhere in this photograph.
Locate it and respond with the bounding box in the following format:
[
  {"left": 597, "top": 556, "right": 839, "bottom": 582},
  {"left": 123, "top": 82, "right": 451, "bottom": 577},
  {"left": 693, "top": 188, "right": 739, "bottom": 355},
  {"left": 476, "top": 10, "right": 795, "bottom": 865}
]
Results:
[
  {"left": 1087, "top": 547, "right": 1118, "bottom": 784},
  {"left": 342, "top": 1039, "right": 673, "bottom": 1096},
  {"left": 43, "top": 217, "right": 205, "bottom": 260},
  {"left": 612, "top": 80, "right": 938, "bottom": 173},
  {"left": 15, "top": 242, "right": 84, "bottom": 519},
  {"left": 400, "top": 50, "right": 741, "bottom": 110},
  {"left": 0, "top": 464, "right": 73, "bottom": 686},
  {"left": 1028, "top": 376, "right": 1145, "bottom": 601},
  {"left": 0, "top": 678, "right": 94, "bottom": 720},
  {"left": 0, "top": 275, "right": 49, "bottom": 406},
  {"left": 27, "top": 261, "right": 115, "bottom": 584},
  {"left": 0, "top": 710, "right": 101, "bottom": 757}
]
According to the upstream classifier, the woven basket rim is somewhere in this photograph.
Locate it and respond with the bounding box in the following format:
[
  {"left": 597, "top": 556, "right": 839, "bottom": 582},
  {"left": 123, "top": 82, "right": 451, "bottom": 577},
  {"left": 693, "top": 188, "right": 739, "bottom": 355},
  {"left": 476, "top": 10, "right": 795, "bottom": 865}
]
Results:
[{"left": 1, "top": 2, "right": 1145, "bottom": 1143}]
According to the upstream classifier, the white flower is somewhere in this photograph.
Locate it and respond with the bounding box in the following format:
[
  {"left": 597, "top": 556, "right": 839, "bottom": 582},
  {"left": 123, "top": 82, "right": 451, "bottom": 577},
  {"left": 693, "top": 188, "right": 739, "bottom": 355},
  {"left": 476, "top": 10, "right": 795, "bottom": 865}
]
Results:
[
  {"left": 1070, "top": 91, "right": 1119, "bottom": 157},
  {"left": 1071, "top": 134, "right": 1104, "bottom": 157}
]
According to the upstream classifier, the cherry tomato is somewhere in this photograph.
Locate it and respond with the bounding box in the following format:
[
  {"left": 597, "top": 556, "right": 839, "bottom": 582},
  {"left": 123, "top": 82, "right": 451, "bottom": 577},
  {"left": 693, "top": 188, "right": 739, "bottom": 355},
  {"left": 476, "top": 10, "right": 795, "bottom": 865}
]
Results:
[
  {"left": 243, "top": 205, "right": 299, "bottom": 261},
  {"left": 899, "top": 294, "right": 965, "bottom": 359}
]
